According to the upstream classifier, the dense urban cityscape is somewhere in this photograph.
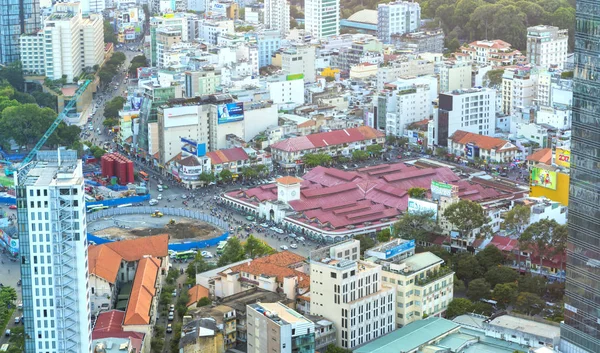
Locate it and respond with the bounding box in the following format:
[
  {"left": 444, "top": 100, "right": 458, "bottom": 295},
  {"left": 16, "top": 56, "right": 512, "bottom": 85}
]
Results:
[{"left": 0, "top": 0, "right": 596, "bottom": 352}]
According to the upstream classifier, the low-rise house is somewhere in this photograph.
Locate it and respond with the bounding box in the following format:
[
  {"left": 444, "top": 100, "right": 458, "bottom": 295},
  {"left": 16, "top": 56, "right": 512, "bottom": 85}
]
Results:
[
  {"left": 484, "top": 314, "right": 561, "bottom": 350},
  {"left": 448, "top": 130, "right": 519, "bottom": 163},
  {"left": 187, "top": 285, "right": 210, "bottom": 308},
  {"left": 92, "top": 310, "right": 146, "bottom": 353},
  {"left": 180, "top": 318, "right": 225, "bottom": 353}
]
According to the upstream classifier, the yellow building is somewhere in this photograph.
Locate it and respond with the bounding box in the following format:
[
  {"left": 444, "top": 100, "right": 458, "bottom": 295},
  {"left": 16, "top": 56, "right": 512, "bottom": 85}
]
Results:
[
  {"left": 181, "top": 319, "right": 226, "bottom": 353},
  {"left": 529, "top": 164, "right": 569, "bottom": 206}
]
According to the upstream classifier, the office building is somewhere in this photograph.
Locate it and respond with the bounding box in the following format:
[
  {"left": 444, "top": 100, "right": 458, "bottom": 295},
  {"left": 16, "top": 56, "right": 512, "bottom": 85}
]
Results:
[
  {"left": 247, "top": 302, "right": 315, "bottom": 353},
  {"left": 439, "top": 61, "right": 472, "bottom": 93},
  {"left": 255, "top": 29, "right": 281, "bottom": 68},
  {"left": 382, "top": 83, "right": 432, "bottom": 138},
  {"left": 309, "top": 240, "right": 396, "bottom": 349},
  {"left": 20, "top": 4, "right": 104, "bottom": 81},
  {"left": 560, "top": 2, "right": 600, "bottom": 352},
  {"left": 16, "top": 149, "right": 91, "bottom": 353},
  {"left": 377, "top": 1, "right": 420, "bottom": 44},
  {"left": 305, "top": 0, "right": 339, "bottom": 39},
  {"left": 0, "top": 0, "right": 40, "bottom": 64},
  {"left": 526, "top": 25, "right": 568, "bottom": 70},
  {"left": 185, "top": 68, "right": 222, "bottom": 97},
  {"left": 432, "top": 87, "right": 496, "bottom": 148},
  {"left": 264, "top": 0, "right": 289, "bottom": 36},
  {"left": 281, "top": 45, "right": 316, "bottom": 83}
]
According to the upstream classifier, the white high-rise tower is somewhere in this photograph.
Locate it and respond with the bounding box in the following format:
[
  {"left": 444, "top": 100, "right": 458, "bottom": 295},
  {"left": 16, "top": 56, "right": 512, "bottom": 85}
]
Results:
[
  {"left": 264, "top": 0, "right": 290, "bottom": 36},
  {"left": 304, "top": 0, "right": 339, "bottom": 39},
  {"left": 16, "top": 148, "right": 92, "bottom": 353}
]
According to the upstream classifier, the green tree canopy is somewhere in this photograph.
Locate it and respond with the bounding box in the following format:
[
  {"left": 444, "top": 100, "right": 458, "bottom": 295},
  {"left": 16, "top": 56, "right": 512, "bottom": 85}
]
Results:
[
  {"left": 366, "top": 144, "right": 383, "bottom": 156},
  {"left": 485, "top": 266, "right": 518, "bottom": 287},
  {"left": 354, "top": 234, "right": 375, "bottom": 255},
  {"left": 446, "top": 298, "right": 474, "bottom": 318},
  {"left": 244, "top": 235, "right": 275, "bottom": 258},
  {"left": 493, "top": 283, "right": 518, "bottom": 308},
  {"left": 455, "top": 254, "right": 483, "bottom": 283},
  {"left": 352, "top": 150, "right": 369, "bottom": 161},
  {"left": 407, "top": 187, "right": 428, "bottom": 199},
  {"left": 515, "top": 292, "right": 545, "bottom": 315},
  {"left": 443, "top": 199, "right": 487, "bottom": 238},
  {"left": 219, "top": 169, "right": 233, "bottom": 182},
  {"left": 393, "top": 211, "right": 437, "bottom": 242},
  {"left": 104, "top": 20, "right": 117, "bottom": 44},
  {"left": 466, "top": 278, "right": 491, "bottom": 301},
  {"left": 503, "top": 204, "right": 531, "bottom": 235},
  {"left": 302, "top": 152, "right": 332, "bottom": 167},
  {"left": 475, "top": 245, "right": 505, "bottom": 272},
  {"left": 104, "top": 96, "right": 126, "bottom": 118},
  {"left": 217, "top": 237, "right": 245, "bottom": 266},
  {"left": 520, "top": 219, "right": 564, "bottom": 269}
]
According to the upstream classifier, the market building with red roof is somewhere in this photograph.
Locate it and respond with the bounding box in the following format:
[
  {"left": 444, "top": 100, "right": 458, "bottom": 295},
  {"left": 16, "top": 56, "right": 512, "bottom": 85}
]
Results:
[{"left": 222, "top": 160, "right": 527, "bottom": 242}]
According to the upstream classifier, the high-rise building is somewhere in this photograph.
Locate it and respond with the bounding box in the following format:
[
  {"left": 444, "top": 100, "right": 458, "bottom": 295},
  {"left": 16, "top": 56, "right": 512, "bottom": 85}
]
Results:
[
  {"left": 247, "top": 302, "right": 315, "bottom": 353},
  {"left": 281, "top": 45, "right": 316, "bottom": 83},
  {"left": 377, "top": 1, "right": 420, "bottom": 44},
  {"left": 20, "top": 3, "right": 104, "bottom": 81},
  {"left": 309, "top": 240, "right": 396, "bottom": 350},
  {"left": 0, "top": 0, "right": 41, "bottom": 64},
  {"left": 304, "top": 0, "right": 339, "bottom": 39},
  {"left": 526, "top": 25, "right": 568, "bottom": 70},
  {"left": 264, "top": 0, "right": 289, "bottom": 36},
  {"left": 16, "top": 148, "right": 92, "bottom": 353},
  {"left": 559, "top": 1, "right": 600, "bottom": 352}
]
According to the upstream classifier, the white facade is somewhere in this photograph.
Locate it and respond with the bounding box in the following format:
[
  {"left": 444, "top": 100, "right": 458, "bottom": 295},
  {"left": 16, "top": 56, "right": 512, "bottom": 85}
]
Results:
[
  {"left": 17, "top": 149, "right": 91, "bottom": 353},
  {"left": 310, "top": 240, "right": 396, "bottom": 350},
  {"left": 536, "top": 106, "right": 571, "bottom": 130},
  {"left": 385, "top": 84, "right": 431, "bottom": 137},
  {"left": 432, "top": 88, "right": 496, "bottom": 147},
  {"left": 20, "top": 7, "right": 104, "bottom": 81},
  {"left": 502, "top": 68, "right": 538, "bottom": 115},
  {"left": 305, "top": 0, "right": 339, "bottom": 39},
  {"left": 526, "top": 26, "right": 568, "bottom": 70},
  {"left": 376, "top": 56, "right": 435, "bottom": 91},
  {"left": 158, "top": 104, "right": 211, "bottom": 165},
  {"left": 198, "top": 19, "right": 234, "bottom": 45},
  {"left": 266, "top": 76, "right": 304, "bottom": 105},
  {"left": 281, "top": 45, "right": 317, "bottom": 83},
  {"left": 377, "top": 1, "right": 421, "bottom": 43},
  {"left": 439, "top": 61, "right": 472, "bottom": 93},
  {"left": 515, "top": 122, "right": 549, "bottom": 148},
  {"left": 264, "top": 0, "right": 290, "bottom": 36}
]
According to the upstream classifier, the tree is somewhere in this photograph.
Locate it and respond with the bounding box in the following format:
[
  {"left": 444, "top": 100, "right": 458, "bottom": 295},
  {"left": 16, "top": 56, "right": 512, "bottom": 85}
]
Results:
[
  {"left": 471, "top": 302, "right": 494, "bottom": 315},
  {"left": 0, "top": 103, "right": 58, "bottom": 148},
  {"left": 483, "top": 69, "right": 505, "bottom": 87},
  {"left": 196, "top": 296, "right": 211, "bottom": 307},
  {"left": 104, "top": 96, "right": 126, "bottom": 118},
  {"left": 103, "top": 117, "right": 118, "bottom": 128},
  {"left": 446, "top": 298, "right": 474, "bottom": 318},
  {"left": 354, "top": 234, "right": 375, "bottom": 255},
  {"left": 366, "top": 144, "right": 383, "bottom": 156},
  {"left": 515, "top": 292, "right": 545, "bottom": 315},
  {"left": 103, "top": 20, "right": 117, "bottom": 44},
  {"left": 241, "top": 166, "right": 258, "bottom": 180},
  {"left": 467, "top": 278, "right": 491, "bottom": 301},
  {"left": 492, "top": 283, "right": 518, "bottom": 308},
  {"left": 219, "top": 169, "right": 233, "bottom": 183},
  {"left": 352, "top": 150, "right": 369, "bottom": 162},
  {"left": 186, "top": 253, "right": 211, "bottom": 278},
  {"left": 244, "top": 235, "right": 275, "bottom": 258},
  {"left": 475, "top": 245, "right": 505, "bottom": 272},
  {"left": 0, "top": 287, "right": 17, "bottom": 304},
  {"left": 376, "top": 228, "right": 391, "bottom": 242},
  {"left": 199, "top": 172, "right": 216, "bottom": 185},
  {"left": 0, "top": 61, "right": 25, "bottom": 91},
  {"left": 129, "top": 55, "right": 148, "bottom": 76},
  {"left": 485, "top": 266, "right": 518, "bottom": 288},
  {"left": 407, "top": 187, "right": 427, "bottom": 199},
  {"left": 455, "top": 254, "right": 483, "bottom": 283},
  {"left": 302, "top": 153, "right": 332, "bottom": 167},
  {"left": 324, "top": 344, "right": 352, "bottom": 353},
  {"left": 517, "top": 274, "right": 546, "bottom": 296},
  {"left": 393, "top": 211, "right": 437, "bottom": 242},
  {"left": 217, "top": 237, "right": 245, "bottom": 266},
  {"left": 520, "top": 219, "right": 561, "bottom": 270},
  {"left": 443, "top": 199, "right": 487, "bottom": 238},
  {"left": 503, "top": 205, "right": 531, "bottom": 235},
  {"left": 31, "top": 91, "right": 57, "bottom": 111}
]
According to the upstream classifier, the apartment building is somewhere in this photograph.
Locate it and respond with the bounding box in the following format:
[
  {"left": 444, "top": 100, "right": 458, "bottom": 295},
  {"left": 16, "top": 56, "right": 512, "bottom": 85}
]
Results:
[
  {"left": 247, "top": 302, "right": 315, "bottom": 353},
  {"left": 305, "top": 0, "right": 339, "bottom": 39},
  {"left": 457, "top": 39, "right": 525, "bottom": 66},
  {"left": 431, "top": 87, "right": 496, "bottom": 148},
  {"left": 155, "top": 27, "right": 182, "bottom": 68},
  {"left": 265, "top": 74, "right": 305, "bottom": 105},
  {"left": 383, "top": 83, "right": 432, "bottom": 138},
  {"left": 376, "top": 56, "right": 435, "bottom": 91},
  {"left": 185, "top": 68, "right": 222, "bottom": 97},
  {"left": 526, "top": 25, "right": 568, "bottom": 69},
  {"left": 502, "top": 66, "right": 538, "bottom": 115},
  {"left": 16, "top": 149, "right": 91, "bottom": 353},
  {"left": 365, "top": 239, "right": 454, "bottom": 328},
  {"left": 439, "top": 61, "right": 472, "bottom": 93},
  {"left": 281, "top": 45, "right": 316, "bottom": 83},
  {"left": 264, "top": 0, "right": 290, "bottom": 36},
  {"left": 20, "top": 4, "right": 104, "bottom": 81},
  {"left": 309, "top": 240, "right": 396, "bottom": 350},
  {"left": 377, "top": 1, "right": 421, "bottom": 43}
]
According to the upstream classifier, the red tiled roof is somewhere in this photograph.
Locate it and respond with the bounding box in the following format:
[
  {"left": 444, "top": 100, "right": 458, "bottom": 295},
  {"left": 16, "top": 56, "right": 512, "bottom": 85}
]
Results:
[
  {"left": 104, "top": 234, "right": 169, "bottom": 262},
  {"left": 187, "top": 285, "right": 209, "bottom": 307},
  {"left": 124, "top": 257, "right": 160, "bottom": 326},
  {"left": 88, "top": 245, "right": 122, "bottom": 284},
  {"left": 277, "top": 176, "right": 303, "bottom": 185},
  {"left": 450, "top": 130, "right": 517, "bottom": 152},
  {"left": 271, "top": 126, "right": 384, "bottom": 152},
  {"left": 527, "top": 148, "right": 552, "bottom": 165},
  {"left": 225, "top": 251, "right": 309, "bottom": 289},
  {"left": 206, "top": 147, "right": 249, "bottom": 165},
  {"left": 93, "top": 310, "right": 126, "bottom": 335},
  {"left": 489, "top": 236, "right": 519, "bottom": 252}
]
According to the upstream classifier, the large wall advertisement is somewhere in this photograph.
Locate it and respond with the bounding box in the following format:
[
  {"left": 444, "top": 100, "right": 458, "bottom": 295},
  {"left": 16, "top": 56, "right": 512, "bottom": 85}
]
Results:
[
  {"left": 217, "top": 102, "right": 244, "bottom": 125},
  {"left": 555, "top": 148, "right": 571, "bottom": 168},
  {"left": 0, "top": 229, "right": 19, "bottom": 256},
  {"left": 407, "top": 198, "right": 438, "bottom": 220},
  {"left": 431, "top": 181, "right": 453, "bottom": 198},
  {"left": 531, "top": 167, "right": 558, "bottom": 190}
]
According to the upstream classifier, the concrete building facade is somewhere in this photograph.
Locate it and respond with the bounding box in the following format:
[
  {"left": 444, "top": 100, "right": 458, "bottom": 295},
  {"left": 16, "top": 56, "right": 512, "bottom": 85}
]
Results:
[
  {"left": 377, "top": 1, "right": 421, "bottom": 43},
  {"left": 526, "top": 25, "right": 568, "bottom": 70}
]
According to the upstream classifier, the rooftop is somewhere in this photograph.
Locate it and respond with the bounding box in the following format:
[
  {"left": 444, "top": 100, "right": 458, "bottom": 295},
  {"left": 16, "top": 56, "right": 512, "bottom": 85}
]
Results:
[
  {"left": 450, "top": 130, "right": 517, "bottom": 152},
  {"left": 393, "top": 252, "right": 443, "bottom": 273},
  {"left": 487, "top": 315, "right": 561, "bottom": 339},
  {"left": 92, "top": 310, "right": 145, "bottom": 348},
  {"left": 224, "top": 251, "right": 310, "bottom": 289},
  {"left": 187, "top": 285, "right": 210, "bottom": 307},
  {"left": 353, "top": 317, "right": 460, "bottom": 353},
  {"left": 346, "top": 9, "right": 378, "bottom": 25},
  {"left": 526, "top": 148, "right": 552, "bottom": 165},
  {"left": 270, "top": 126, "right": 384, "bottom": 152},
  {"left": 123, "top": 257, "right": 160, "bottom": 326},
  {"left": 206, "top": 147, "right": 249, "bottom": 165},
  {"left": 250, "top": 302, "right": 313, "bottom": 326},
  {"left": 93, "top": 234, "right": 169, "bottom": 263}
]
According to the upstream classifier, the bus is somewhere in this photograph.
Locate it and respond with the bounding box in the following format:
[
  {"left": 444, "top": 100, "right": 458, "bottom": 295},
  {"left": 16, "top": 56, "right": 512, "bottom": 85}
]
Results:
[
  {"left": 139, "top": 171, "right": 149, "bottom": 181},
  {"left": 117, "top": 203, "right": 132, "bottom": 208},
  {"left": 87, "top": 205, "right": 109, "bottom": 213},
  {"left": 216, "top": 241, "right": 228, "bottom": 255},
  {"left": 172, "top": 250, "right": 196, "bottom": 261}
]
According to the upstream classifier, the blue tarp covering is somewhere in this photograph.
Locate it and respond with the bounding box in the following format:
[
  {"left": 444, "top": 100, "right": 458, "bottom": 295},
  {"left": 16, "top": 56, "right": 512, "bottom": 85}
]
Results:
[
  {"left": 0, "top": 197, "right": 16, "bottom": 205},
  {"left": 86, "top": 194, "right": 150, "bottom": 207},
  {"left": 107, "top": 185, "right": 128, "bottom": 191},
  {"left": 85, "top": 180, "right": 101, "bottom": 186},
  {"left": 87, "top": 232, "right": 230, "bottom": 251}
]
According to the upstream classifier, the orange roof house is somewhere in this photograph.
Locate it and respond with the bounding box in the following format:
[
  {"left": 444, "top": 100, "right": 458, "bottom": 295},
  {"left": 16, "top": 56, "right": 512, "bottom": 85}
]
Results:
[
  {"left": 88, "top": 245, "right": 123, "bottom": 284},
  {"left": 449, "top": 130, "right": 518, "bottom": 152},
  {"left": 103, "top": 234, "right": 169, "bottom": 262},
  {"left": 187, "top": 285, "right": 210, "bottom": 307},
  {"left": 527, "top": 148, "right": 552, "bottom": 165},
  {"left": 123, "top": 257, "right": 160, "bottom": 326}
]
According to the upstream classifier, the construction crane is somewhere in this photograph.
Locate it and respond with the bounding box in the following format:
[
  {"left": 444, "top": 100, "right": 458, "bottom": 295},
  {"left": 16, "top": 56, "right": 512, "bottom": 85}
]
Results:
[
  {"left": 15, "top": 80, "right": 92, "bottom": 182},
  {"left": 0, "top": 160, "right": 15, "bottom": 176}
]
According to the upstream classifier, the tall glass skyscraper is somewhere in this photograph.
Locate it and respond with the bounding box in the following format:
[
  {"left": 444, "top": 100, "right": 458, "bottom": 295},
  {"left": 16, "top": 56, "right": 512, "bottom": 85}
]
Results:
[
  {"left": 560, "top": 0, "right": 600, "bottom": 352},
  {"left": 0, "top": 0, "right": 40, "bottom": 64}
]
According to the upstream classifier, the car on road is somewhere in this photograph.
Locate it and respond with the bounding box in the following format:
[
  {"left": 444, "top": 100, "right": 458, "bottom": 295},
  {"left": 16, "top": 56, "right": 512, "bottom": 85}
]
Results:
[
  {"left": 14, "top": 316, "right": 20, "bottom": 324},
  {"left": 260, "top": 223, "right": 269, "bottom": 228},
  {"left": 149, "top": 199, "right": 158, "bottom": 206},
  {"left": 9, "top": 205, "right": 16, "bottom": 210},
  {"left": 5, "top": 329, "right": 10, "bottom": 337},
  {"left": 296, "top": 236, "right": 305, "bottom": 242},
  {"left": 201, "top": 251, "right": 213, "bottom": 258},
  {"left": 500, "top": 172, "right": 508, "bottom": 177},
  {"left": 280, "top": 245, "right": 289, "bottom": 250},
  {"left": 271, "top": 227, "right": 284, "bottom": 234},
  {"left": 157, "top": 194, "right": 162, "bottom": 200},
  {"left": 181, "top": 194, "right": 188, "bottom": 199},
  {"left": 170, "top": 304, "right": 175, "bottom": 311},
  {"left": 172, "top": 289, "right": 177, "bottom": 297},
  {"left": 290, "top": 244, "right": 298, "bottom": 249},
  {"left": 168, "top": 311, "right": 174, "bottom": 321},
  {"left": 166, "top": 324, "right": 173, "bottom": 333}
]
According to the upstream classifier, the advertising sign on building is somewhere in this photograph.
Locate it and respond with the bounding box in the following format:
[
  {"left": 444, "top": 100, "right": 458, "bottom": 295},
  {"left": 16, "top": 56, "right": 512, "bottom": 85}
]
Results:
[
  {"left": 431, "top": 181, "right": 453, "bottom": 198},
  {"left": 217, "top": 102, "right": 244, "bottom": 124},
  {"left": 531, "top": 167, "right": 557, "bottom": 190},
  {"left": 407, "top": 198, "right": 438, "bottom": 220},
  {"left": 0, "top": 230, "right": 19, "bottom": 256},
  {"left": 384, "top": 239, "right": 416, "bottom": 259},
  {"left": 555, "top": 148, "right": 571, "bottom": 168}
]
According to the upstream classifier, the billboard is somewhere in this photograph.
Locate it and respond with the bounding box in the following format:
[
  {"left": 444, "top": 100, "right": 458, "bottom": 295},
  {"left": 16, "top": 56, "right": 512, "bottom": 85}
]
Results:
[
  {"left": 407, "top": 198, "right": 438, "bottom": 220},
  {"left": 531, "top": 167, "right": 557, "bottom": 190},
  {"left": 384, "top": 239, "right": 416, "bottom": 259},
  {"left": 129, "top": 8, "right": 139, "bottom": 23},
  {"left": 0, "top": 229, "right": 19, "bottom": 256},
  {"left": 217, "top": 102, "right": 244, "bottom": 125},
  {"left": 555, "top": 148, "right": 571, "bottom": 168},
  {"left": 431, "top": 181, "right": 453, "bottom": 198},
  {"left": 286, "top": 73, "right": 304, "bottom": 81}
]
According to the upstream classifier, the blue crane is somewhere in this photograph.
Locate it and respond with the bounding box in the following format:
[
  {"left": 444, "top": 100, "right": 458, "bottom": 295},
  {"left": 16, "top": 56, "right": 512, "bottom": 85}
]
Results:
[{"left": 6, "top": 79, "right": 92, "bottom": 181}]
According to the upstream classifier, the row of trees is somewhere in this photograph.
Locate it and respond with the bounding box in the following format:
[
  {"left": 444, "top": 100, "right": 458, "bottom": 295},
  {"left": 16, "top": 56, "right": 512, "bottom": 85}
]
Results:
[
  {"left": 128, "top": 55, "right": 148, "bottom": 77},
  {"left": 98, "top": 52, "right": 126, "bottom": 86},
  {"left": 426, "top": 0, "right": 575, "bottom": 50},
  {"left": 216, "top": 235, "right": 276, "bottom": 267},
  {"left": 302, "top": 145, "right": 384, "bottom": 168},
  {"left": 103, "top": 96, "right": 126, "bottom": 128}
]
